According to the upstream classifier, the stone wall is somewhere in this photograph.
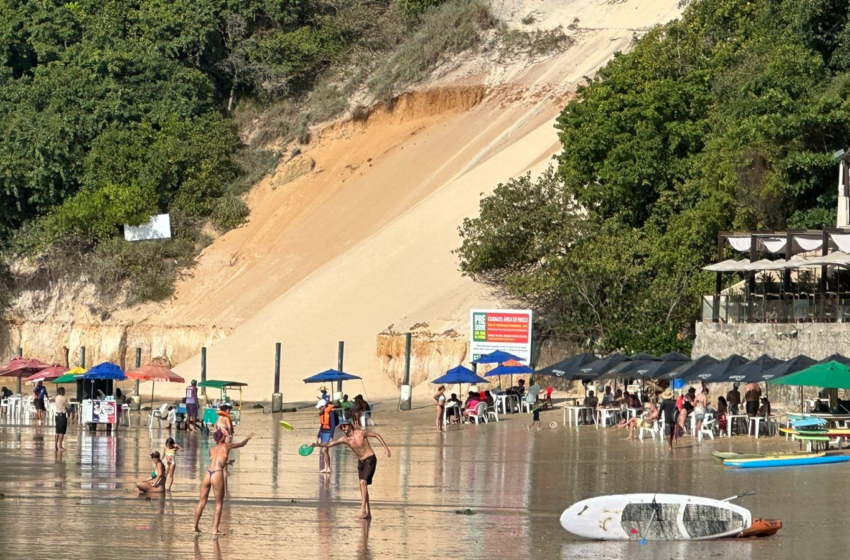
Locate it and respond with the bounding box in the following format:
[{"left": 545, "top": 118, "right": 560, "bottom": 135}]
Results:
[{"left": 693, "top": 322, "right": 850, "bottom": 411}]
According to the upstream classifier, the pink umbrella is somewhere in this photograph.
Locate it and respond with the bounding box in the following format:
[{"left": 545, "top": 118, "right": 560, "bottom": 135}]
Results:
[{"left": 26, "top": 364, "right": 70, "bottom": 383}]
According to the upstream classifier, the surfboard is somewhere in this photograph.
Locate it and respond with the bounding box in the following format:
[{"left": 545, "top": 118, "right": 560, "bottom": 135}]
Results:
[
  {"left": 712, "top": 451, "right": 818, "bottom": 461},
  {"left": 780, "top": 428, "right": 850, "bottom": 437},
  {"left": 560, "top": 494, "right": 752, "bottom": 541},
  {"left": 722, "top": 452, "right": 824, "bottom": 463},
  {"left": 725, "top": 454, "right": 850, "bottom": 468}
]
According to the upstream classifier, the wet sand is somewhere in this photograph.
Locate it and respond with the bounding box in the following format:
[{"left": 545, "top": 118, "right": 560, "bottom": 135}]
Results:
[{"left": 0, "top": 404, "right": 841, "bottom": 559}]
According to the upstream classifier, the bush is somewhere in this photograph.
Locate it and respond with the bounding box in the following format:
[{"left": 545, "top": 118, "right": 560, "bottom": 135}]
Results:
[
  {"left": 211, "top": 195, "right": 250, "bottom": 231},
  {"left": 369, "top": 0, "right": 494, "bottom": 101}
]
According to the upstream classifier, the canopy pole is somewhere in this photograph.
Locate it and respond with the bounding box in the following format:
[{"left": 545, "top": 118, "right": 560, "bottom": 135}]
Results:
[
  {"left": 337, "top": 341, "right": 345, "bottom": 396},
  {"left": 134, "top": 348, "right": 141, "bottom": 399},
  {"left": 151, "top": 381, "right": 156, "bottom": 408},
  {"left": 16, "top": 347, "right": 22, "bottom": 395}
]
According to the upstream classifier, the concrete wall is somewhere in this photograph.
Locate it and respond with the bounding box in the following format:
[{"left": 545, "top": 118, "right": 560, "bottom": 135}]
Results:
[{"left": 693, "top": 322, "right": 850, "bottom": 410}]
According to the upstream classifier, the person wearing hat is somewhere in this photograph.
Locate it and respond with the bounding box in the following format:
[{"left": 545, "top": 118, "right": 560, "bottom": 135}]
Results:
[
  {"left": 319, "top": 386, "right": 331, "bottom": 403},
  {"left": 659, "top": 388, "right": 678, "bottom": 451},
  {"left": 185, "top": 380, "right": 199, "bottom": 432},
  {"left": 316, "top": 399, "right": 339, "bottom": 474}
]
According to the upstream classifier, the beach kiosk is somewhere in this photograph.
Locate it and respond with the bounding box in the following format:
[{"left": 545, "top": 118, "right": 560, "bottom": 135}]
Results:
[
  {"left": 81, "top": 363, "right": 125, "bottom": 430},
  {"left": 197, "top": 380, "right": 246, "bottom": 435}
]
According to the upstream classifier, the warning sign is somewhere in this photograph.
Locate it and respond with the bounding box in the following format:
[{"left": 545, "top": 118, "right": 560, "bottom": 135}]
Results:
[{"left": 470, "top": 309, "right": 533, "bottom": 363}]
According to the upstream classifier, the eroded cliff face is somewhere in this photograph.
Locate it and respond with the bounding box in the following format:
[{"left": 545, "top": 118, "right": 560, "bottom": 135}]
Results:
[
  {"left": 3, "top": 277, "right": 229, "bottom": 369},
  {"left": 377, "top": 327, "right": 470, "bottom": 388}
]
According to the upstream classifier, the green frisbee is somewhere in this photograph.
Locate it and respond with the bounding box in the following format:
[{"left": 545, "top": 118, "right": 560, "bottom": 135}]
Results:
[{"left": 298, "top": 444, "right": 315, "bottom": 456}]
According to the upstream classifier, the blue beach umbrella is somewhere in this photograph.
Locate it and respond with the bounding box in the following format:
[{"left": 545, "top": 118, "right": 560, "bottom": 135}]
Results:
[
  {"left": 82, "top": 362, "right": 125, "bottom": 400},
  {"left": 431, "top": 365, "right": 489, "bottom": 397},
  {"left": 303, "top": 369, "right": 362, "bottom": 383},
  {"left": 472, "top": 350, "right": 524, "bottom": 365},
  {"left": 82, "top": 362, "right": 125, "bottom": 380},
  {"left": 431, "top": 365, "right": 489, "bottom": 386}
]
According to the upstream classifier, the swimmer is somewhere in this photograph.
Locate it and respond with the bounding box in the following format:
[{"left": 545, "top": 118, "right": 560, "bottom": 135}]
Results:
[
  {"left": 193, "top": 431, "right": 254, "bottom": 535},
  {"left": 312, "top": 421, "right": 390, "bottom": 519},
  {"left": 162, "top": 437, "right": 183, "bottom": 491},
  {"left": 136, "top": 451, "right": 166, "bottom": 494}
]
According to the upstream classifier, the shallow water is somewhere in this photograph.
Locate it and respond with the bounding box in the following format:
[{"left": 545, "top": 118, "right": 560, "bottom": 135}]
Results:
[{"left": 0, "top": 405, "right": 843, "bottom": 559}]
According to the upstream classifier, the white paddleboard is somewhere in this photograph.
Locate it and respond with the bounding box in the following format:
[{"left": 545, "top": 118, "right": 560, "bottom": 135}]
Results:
[{"left": 560, "top": 494, "right": 752, "bottom": 541}]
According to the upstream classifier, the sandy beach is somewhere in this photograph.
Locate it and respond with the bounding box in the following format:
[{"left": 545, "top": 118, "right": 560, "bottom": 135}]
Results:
[{"left": 0, "top": 399, "right": 841, "bottom": 559}]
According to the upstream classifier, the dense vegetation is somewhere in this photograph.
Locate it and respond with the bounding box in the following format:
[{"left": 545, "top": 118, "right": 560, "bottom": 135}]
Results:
[
  {"left": 458, "top": 0, "right": 850, "bottom": 355},
  {"left": 0, "top": 0, "right": 494, "bottom": 304}
]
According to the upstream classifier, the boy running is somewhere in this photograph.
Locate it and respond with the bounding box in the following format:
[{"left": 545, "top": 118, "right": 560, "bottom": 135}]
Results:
[{"left": 312, "top": 422, "right": 390, "bottom": 519}]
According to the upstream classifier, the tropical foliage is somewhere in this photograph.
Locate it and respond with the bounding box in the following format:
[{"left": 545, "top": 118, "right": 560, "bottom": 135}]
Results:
[{"left": 458, "top": 0, "right": 850, "bottom": 354}]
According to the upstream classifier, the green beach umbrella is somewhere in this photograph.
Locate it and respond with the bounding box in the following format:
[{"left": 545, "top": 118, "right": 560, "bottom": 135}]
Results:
[{"left": 769, "top": 361, "right": 850, "bottom": 389}]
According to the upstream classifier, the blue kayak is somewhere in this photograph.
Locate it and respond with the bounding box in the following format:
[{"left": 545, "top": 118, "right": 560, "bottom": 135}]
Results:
[{"left": 725, "top": 455, "right": 850, "bottom": 468}]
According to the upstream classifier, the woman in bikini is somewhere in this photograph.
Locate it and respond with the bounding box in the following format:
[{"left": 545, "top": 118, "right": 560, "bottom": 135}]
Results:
[
  {"left": 136, "top": 451, "right": 167, "bottom": 493},
  {"left": 433, "top": 385, "right": 446, "bottom": 432},
  {"left": 162, "top": 437, "right": 183, "bottom": 491},
  {"left": 193, "top": 430, "right": 254, "bottom": 535}
]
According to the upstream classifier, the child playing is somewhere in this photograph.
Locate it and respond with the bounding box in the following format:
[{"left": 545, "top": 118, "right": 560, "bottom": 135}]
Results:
[
  {"left": 162, "top": 437, "right": 183, "bottom": 491},
  {"left": 527, "top": 405, "right": 542, "bottom": 431}
]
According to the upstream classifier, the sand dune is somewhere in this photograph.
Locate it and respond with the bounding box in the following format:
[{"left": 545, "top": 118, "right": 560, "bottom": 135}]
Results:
[{"left": 164, "top": 0, "right": 683, "bottom": 402}]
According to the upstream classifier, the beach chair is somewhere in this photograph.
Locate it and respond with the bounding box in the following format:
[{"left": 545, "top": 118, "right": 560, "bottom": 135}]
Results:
[
  {"left": 148, "top": 403, "right": 169, "bottom": 429},
  {"left": 638, "top": 412, "right": 658, "bottom": 441},
  {"left": 360, "top": 405, "right": 375, "bottom": 427},
  {"left": 698, "top": 413, "right": 716, "bottom": 442},
  {"left": 468, "top": 402, "right": 488, "bottom": 424}
]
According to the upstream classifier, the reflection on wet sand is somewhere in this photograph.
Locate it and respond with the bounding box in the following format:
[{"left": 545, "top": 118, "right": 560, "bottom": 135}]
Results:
[{"left": 0, "top": 405, "right": 844, "bottom": 558}]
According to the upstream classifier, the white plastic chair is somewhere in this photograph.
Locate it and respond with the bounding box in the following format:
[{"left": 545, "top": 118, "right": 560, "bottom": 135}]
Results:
[
  {"left": 360, "top": 405, "right": 375, "bottom": 427},
  {"left": 468, "top": 402, "right": 488, "bottom": 424},
  {"left": 639, "top": 412, "right": 664, "bottom": 441},
  {"left": 698, "top": 413, "right": 716, "bottom": 442},
  {"left": 121, "top": 404, "right": 131, "bottom": 426},
  {"left": 148, "top": 403, "right": 169, "bottom": 429},
  {"left": 486, "top": 404, "right": 500, "bottom": 422}
]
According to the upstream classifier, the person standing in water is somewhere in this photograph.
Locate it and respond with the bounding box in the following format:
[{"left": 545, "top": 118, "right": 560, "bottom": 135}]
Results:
[
  {"left": 312, "top": 421, "right": 391, "bottom": 519},
  {"left": 54, "top": 387, "right": 69, "bottom": 450},
  {"left": 316, "top": 400, "right": 338, "bottom": 474},
  {"left": 193, "top": 431, "right": 254, "bottom": 534},
  {"left": 433, "top": 385, "right": 446, "bottom": 432},
  {"left": 659, "top": 389, "right": 678, "bottom": 452},
  {"left": 34, "top": 381, "right": 48, "bottom": 424},
  {"left": 136, "top": 451, "right": 167, "bottom": 493},
  {"left": 163, "top": 437, "right": 183, "bottom": 491},
  {"left": 185, "top": 380, "right": 199, "bottom": 432}
]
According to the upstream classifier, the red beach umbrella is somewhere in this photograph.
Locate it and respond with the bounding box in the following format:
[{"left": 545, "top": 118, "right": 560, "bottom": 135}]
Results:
[
  {"left": 0, "top": 357, "right": 50, "bottom": 377},
  {"left": 25, "top": 364, "right": 69, "bottom": 383},
  {"left": 125, "top": 365, "right": 185, "bottom": 383},
  {"left": 126, "top": 361, "right": 184, "bottom": 405}
]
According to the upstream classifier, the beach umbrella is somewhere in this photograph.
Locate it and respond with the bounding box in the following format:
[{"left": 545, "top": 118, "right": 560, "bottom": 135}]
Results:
[
  {"left": 82, "top": 362, "right": 125, "bottom": 400},
  {"left": 25, "top": 364, "right": 69, "bottom": 383},
  {"left": 483, "top": 360, "right": 534, "bottom": 377},
  {"left": 598, "top": 353, "right": 659, "bottom": 380},
  {"left": 0, "top": 357, "right": 50, "bottom": 378},
  {"left": 758, "top": 355, "right": 817, "bottom": 381},
  {"left": 472, "top": 350, "right": 524, "bottom": 365},
  {"left": 303, "top": 369, "right": 362, "bottom": 397},
  {"left": 816, "top": 354, "right": 850, "bottom": 366},
  {"left": 628, "top": 352, "right": 692, "bottom": 380},
  {"left": 126, "top": 362, "right": 185, "bottom": 405},
  {"left": 718, "top": 354, "right": 782, "bottom": 384},
  {"left": 661, "top": 355, "right": 720, "bottom": 381},
  {"left": 578, "top": 353, "right": 631, "bottom": 379},
  {"left": 684, "top": 354, "right": 750, "bottom": 384},
  {"left": 303, "top": 369, "right": 362, "bottom": 383},
  {"left": 431, "top": 365, "right": 489, "bottom": 396},
  {"left": 431, "top": 365, "right": 489, "bottom": 386},
  {"left": 770, "top": 361, "right": 850, "bottom": 389},
  {"left": 535, "top": 353, "right": 599, "bottom": 381},
  {"left": 51, "top": 367, "right": 85, "bottom": 385}
]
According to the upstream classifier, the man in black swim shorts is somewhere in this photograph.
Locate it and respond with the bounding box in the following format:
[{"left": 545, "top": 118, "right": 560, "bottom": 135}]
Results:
[{"left": 312, "top": 421, "right": 391, "bottom": 519}]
